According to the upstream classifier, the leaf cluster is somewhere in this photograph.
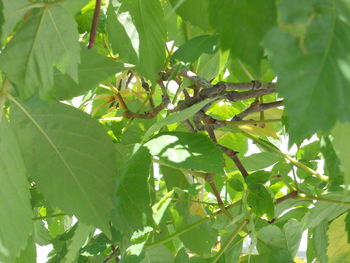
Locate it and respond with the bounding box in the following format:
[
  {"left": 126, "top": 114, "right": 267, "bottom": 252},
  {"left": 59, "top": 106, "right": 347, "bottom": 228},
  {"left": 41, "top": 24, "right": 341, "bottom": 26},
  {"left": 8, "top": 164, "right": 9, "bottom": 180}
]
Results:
[{"left": 1, "top": 0, "right": 350, "bottom": 262}]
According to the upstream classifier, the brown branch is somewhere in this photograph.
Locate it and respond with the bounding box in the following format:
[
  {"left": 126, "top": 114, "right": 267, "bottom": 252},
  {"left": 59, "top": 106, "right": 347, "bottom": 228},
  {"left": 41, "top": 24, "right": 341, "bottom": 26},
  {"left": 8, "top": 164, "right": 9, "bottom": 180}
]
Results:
[
  {"left": 214, "top": 80, "right": 275, "bottom": 91},
  {"left": 88, "top": 0, "right": 102, "bottom": 49},
  {"left": 173, "top": 86, "right": 276, "bottom": 112},
  {"left": 183, "top": 120, "right": 196, "bottom": 133},
  {"left": 197, "top": 111, "right": 217, "bottom": 142},
  {"left": 219, "top": 145, "right": 249, "bottom": 178},
  {"left": 224, "top": 88, "right": 276, "bottom": 102},
  {"left": 233, "top": 100, "right": 283, "bottom": 121},
  {"left": 161, "top": 69, "right": 212, "bottom": 89},
  {"left": 276, "top": 190, "right": 298, "bottom": 204},
  {"left": 124, "top": 71, "right": 134, "bottom": 90},
  {"left": 141, "top": 79, "right": 155, "bottom": 108}
]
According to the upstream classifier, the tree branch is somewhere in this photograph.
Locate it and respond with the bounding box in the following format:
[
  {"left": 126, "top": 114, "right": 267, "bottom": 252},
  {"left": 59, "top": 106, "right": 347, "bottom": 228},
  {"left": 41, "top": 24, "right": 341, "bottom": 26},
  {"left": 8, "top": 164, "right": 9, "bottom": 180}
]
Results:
[
  {"left": 214, "top": 80, "right": 275, "bottom": 90},
  {"left": 219, "top": 145, "right": 249, "bottom": 178},
  {"left": 233, "top": 100, "right": 283, "bottom": 120},
  {"left": 88, "top": 0, "right": 102, "bottom": 49}
]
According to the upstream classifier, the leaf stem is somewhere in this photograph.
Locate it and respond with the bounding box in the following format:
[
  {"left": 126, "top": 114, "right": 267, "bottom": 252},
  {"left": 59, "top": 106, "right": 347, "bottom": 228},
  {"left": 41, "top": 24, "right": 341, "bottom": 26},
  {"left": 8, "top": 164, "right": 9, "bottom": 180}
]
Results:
[
  {"left": 145, "top": 201, "right": 241, "bottom": 249},
  {"left": 242, "top": 131, "right": 328, "bottom": 182},
  {"left": 32, "top": 213, "right": 66, "bottom": 221},
  {"left": 296, "top": 194, "right": 350, "bottom": 205},
  {"left": 172, "top": 198, "right": 219, "bottom": 206},
  {"left": 211, "top": 219, "right": 248, "bottom": 263}
]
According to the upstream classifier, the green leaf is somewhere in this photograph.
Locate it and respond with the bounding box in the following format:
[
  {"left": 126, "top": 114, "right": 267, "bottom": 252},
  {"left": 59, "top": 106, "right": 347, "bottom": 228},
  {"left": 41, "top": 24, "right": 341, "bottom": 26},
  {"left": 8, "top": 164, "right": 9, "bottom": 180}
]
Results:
[
  {"left": 0, "top": 119, "right": 33, "bottom": 263},
  {"left": 64, "top": 223, "right": 94, "bottom": 263},
  {"left": 313, "top": 220, "right": 328, "bottom": 263},
  {"left": 107, "top": 0, "right": 166, "bottom": 82},
  {"left": 14, "top": 237, "right": 36, "bottom": 263},
  {"left": 33, "top": 220, "right": 51, "bottom": 246},
  {"left": 332, "top": 122, "right": 350, "bottom": 185},
  {"left": 264, "top": 0, "right": 350, "bottom": 143},
  {"left": 209, "top": 0, "right": 276, "bottom": 74},
  {"left": 257, "top": 221, "right": 301, "bottom": 261},
  {"left": 246, "top": 171, "right": 271, "bottom": 186},
  {"left": 0, "top": 5, "right": 80, "bottom": 99},
  {"left": 175, "top": 248, "right": 189, "bottom": 263},
  {"left": 152, "top": 191, "right": 173, "bottom": 225},
  {"left": 170, "top": 199, "right": 217, "bottom": 257},
  {"left": 169, "top": 0, "right": 210, "bottom": 30},
  {"left": 239, "top": 152, "right": 281, "bottom": 171},
  {"left": 141, "top": 245, "right": 174, "bottom": 263},
  {"left": 320, "top": 136, "right": 344, "bottom": 188},
  {"left": 283, "top": 219, "right": 303, "bottom": 257},
  {"left": 197, "top": 51, "right": 221, "bottom": 81},
  {"left": 144, "top": 99, "right": 214, "bottom": 139},
  {"left": 113, "top": 146, "right": 153, "bottom": 235},
  {"left": 11, "top": 99, "right": 116, "bottom": 234},
  {"left": 172, "top": 35, "right": 219, "bottom": 64},
  {"left": 217, "top": 132, "right": 248, "bottom": 156},
  {"left": 297, "top": 140, "right": 320, "bottom": 161},
  {"left": 160, "top": 165, "right": 189, "bottom": 190},
  {"left": 247, "top": 184, "right": 274, "bottom": 220},
  {"left": 52, "top": 47, "right": 125, "bottom": 100},
  {"left": 327, "top": 213, "right": 350, "bottom": 263},
  {"left": 145, "top": 132, "right": 224, "bottom": 174},
  {"left": 346, "top": 211, "right": 350, "bottom": 243},
  {"left": 0, "top": 0, "right": 28, "bottom": 41},
  {"left": 60, "top": 0, "right": 89, "bottom": 15},
  {"left": 302, "top": 193, "right": 350, "bottom": 229}
]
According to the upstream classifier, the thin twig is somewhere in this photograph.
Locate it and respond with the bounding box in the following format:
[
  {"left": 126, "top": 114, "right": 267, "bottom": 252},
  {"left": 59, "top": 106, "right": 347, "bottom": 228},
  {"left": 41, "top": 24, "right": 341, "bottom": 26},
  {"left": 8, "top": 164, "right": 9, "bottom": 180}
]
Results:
[
  {"left": 242, "top": 131, "right": 328, "bottom": 182},
  {"left": 145, "top": 190, "right": 301, "bottom": 249},
  {"left": 103, "top": 247, "right": 120, "bottom": 263},
  {"left": 88, "top": 0, "right": 102, "bottom": 49},
  {"left": 211, "top": 219, "right": 249, "bottom": 263},
  {"left": 276, "top": 190, "right": 298, "bottom": 204}
]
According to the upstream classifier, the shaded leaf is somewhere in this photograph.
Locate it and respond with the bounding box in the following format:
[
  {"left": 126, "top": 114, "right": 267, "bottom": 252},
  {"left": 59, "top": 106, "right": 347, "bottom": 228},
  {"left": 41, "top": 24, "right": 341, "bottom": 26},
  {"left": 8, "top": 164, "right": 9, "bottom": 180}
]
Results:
[
  {"left": 170, "top": 0, "right": 210, "bottom": 30},
  {"left": 141, "top": 245, "right": 174, "bottom": 263},
  {"left": 209, "top": 0, "right": 276, "bottom": 74},
  {"left": 64, "top": 223, "right": 93, "bottom": 263},
  {"left": 107, "top": 0, "right": 166, "bottom": 81},
  {"left": 247, "top": 184, "right": 274, "bottom": 220},
  {"left": 160, "top": 165, "right": 189, "bottom": 190},
  {"left": 264, "top": 0, "right": 350, "bottom": 143},
  {"left": 11, "top": 99, "right": 116, "bottom": 234},
  {"left": 313, "top": 220, "right": 328, "bottom": 263},
  {"left": 0, "top": 5, "right": 80, "bottom": 99},
  {"left": 170, "top": 197, "right": 217, "bottom": 257},
  {"left": 172, "top": 35, "right": 219, "bottom": 64},
  {"left": 52, "top": 47, "right": 125, "bottom": 100},
  {"left": 0, "top": 0, "right": 28, "bottom": 41},
  {"left": 0, "top": 119, "right": 33, "bottom": 263},
  {"left": 14, "top": 237, "right": 36, "bottom": 263},
  {"left": 113, "top": 146, "right": 153, "bottom": 235}
]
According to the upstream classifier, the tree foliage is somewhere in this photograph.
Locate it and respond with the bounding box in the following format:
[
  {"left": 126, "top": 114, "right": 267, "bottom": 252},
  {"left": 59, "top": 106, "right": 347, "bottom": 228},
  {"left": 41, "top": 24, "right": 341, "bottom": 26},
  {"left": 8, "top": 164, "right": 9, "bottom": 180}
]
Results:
[{"left": 0, "top": 0, "right": 350, "bottom": 262}]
